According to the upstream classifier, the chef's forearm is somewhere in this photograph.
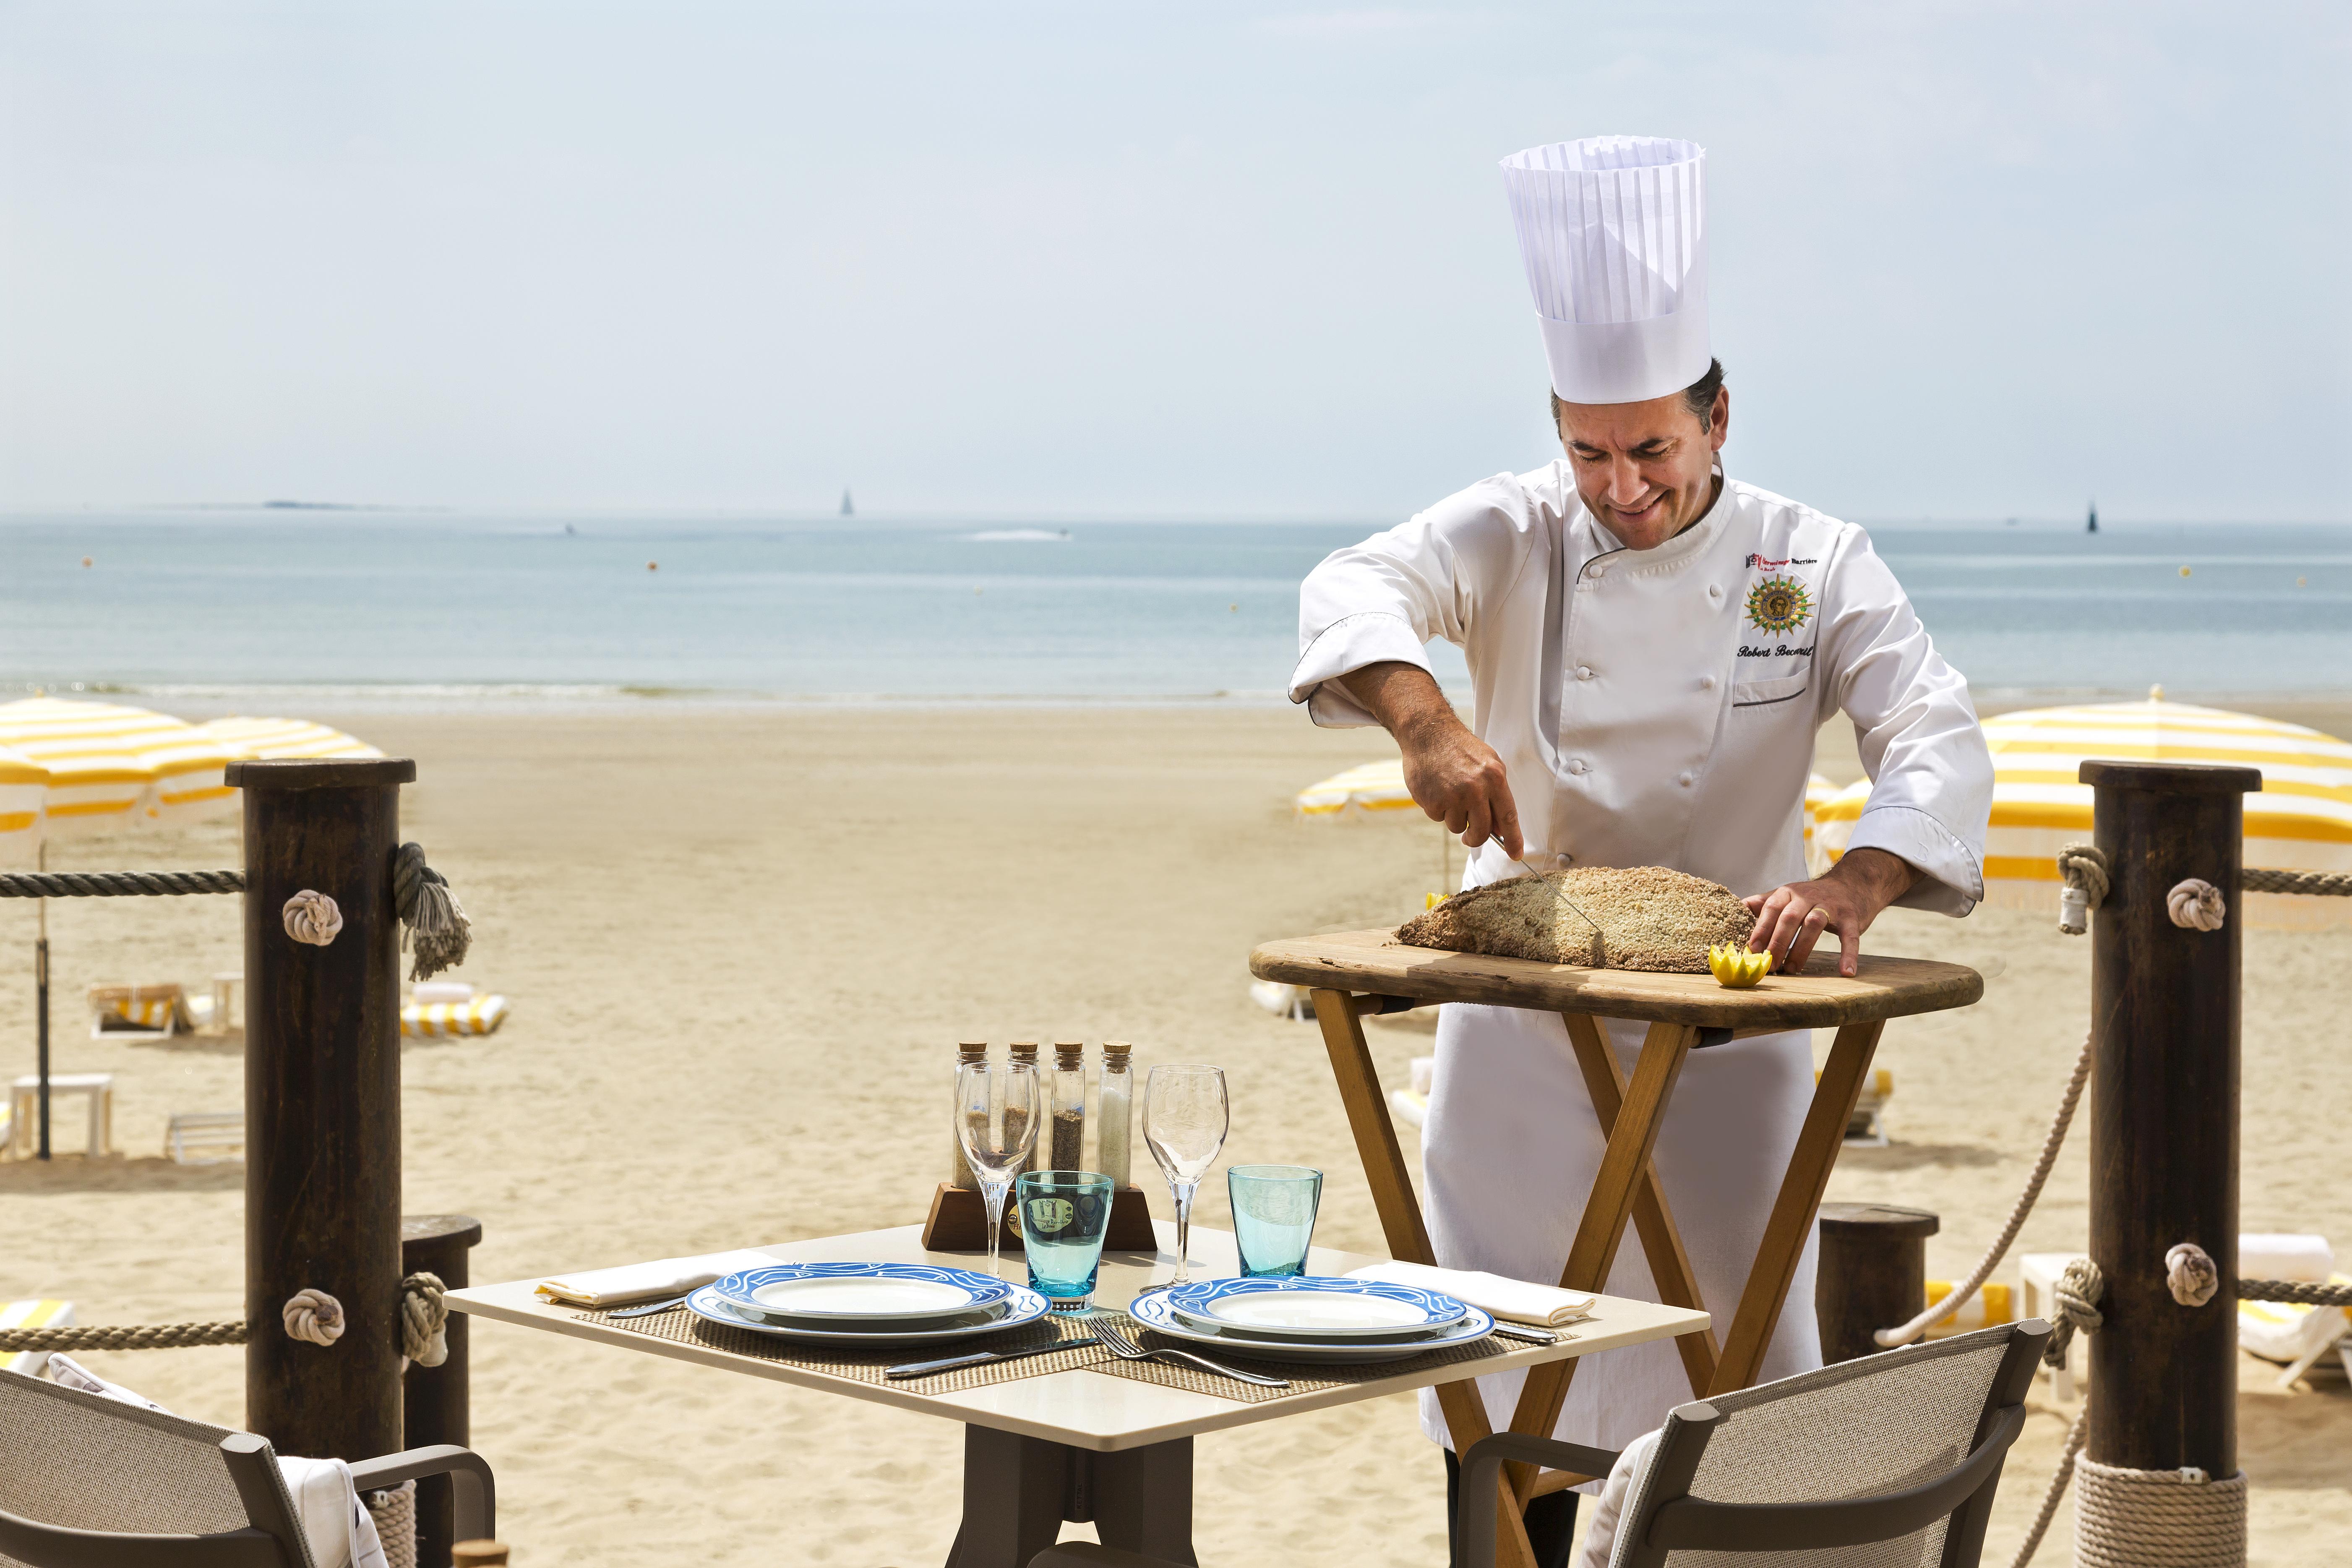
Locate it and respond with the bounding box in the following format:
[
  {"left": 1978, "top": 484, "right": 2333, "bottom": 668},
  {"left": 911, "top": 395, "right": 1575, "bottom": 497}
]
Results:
[
  {"left": 1335, "top": 661, "right": 1462, "bottom": 745},
  {"left": 1832, "top": 847, "right": 1920, "bottom": 909}
]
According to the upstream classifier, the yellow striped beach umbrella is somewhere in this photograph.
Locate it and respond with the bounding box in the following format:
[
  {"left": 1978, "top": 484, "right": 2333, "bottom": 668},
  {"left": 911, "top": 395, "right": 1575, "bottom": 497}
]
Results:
[
  {"left": 199, "top": 715, "right": 383, "bottom": 762},
  {"left": 1294, "top": 758, "right": 1419, "bottom": 820},
  {"left": 0, "top": 746, "right": 50, "bottom": 868},
  {"left": 1814, "top": 694, "right": 2352, "bottom": 929},
  {"left": 0, "top": 698, "right": 238, "bottom": 834}
]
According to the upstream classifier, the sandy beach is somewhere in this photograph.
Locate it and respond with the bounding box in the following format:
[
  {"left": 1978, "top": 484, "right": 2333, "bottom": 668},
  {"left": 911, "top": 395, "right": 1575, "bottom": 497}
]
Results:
[{"left": 6, "top": 703, "right": 2349, "bottom": 1565}]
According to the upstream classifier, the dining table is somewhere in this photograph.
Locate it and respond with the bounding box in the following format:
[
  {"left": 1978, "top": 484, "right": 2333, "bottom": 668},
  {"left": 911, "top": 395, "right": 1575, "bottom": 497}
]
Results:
[{"left": 446, "top": 1221, "right": 1708, "bottom": 1567}]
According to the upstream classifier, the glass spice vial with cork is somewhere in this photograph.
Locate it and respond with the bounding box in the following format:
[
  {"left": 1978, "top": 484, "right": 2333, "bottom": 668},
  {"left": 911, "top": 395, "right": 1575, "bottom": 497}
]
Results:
[
  {"left": 1098, "top": 1041, "right": 1134, "bottom": 1187},
  {"left": 1008, "top": 1042, "right": 1043, "bottom": 1171},
  {"left": 949, "top": 1041, "right": 988, "bottom": 1189},
  {"left": 1050, "top": 1041, "right": 1088, "bottom": 1170}
]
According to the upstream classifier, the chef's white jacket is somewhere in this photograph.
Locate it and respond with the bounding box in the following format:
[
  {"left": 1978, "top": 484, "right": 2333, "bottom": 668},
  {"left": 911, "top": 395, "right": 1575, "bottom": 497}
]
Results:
[{"left": 1290, "top": 462, "right": 1992, "bottom": 1471}]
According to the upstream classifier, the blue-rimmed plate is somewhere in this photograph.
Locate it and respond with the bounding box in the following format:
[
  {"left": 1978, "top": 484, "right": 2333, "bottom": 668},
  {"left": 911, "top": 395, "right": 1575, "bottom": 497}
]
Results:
[
  {"left": 1165, "top": 1277, "right": 1470, "bottom": 1340},
  {"left": 710, "top": 1263, "right": 1016, "bottom": 1326},
  {"left": 1129, "top": 1287, "right": 1492, "bottom": 1364},
  {"left": 683, "top": 1281, "right": 1049, "bottom": 1346}
]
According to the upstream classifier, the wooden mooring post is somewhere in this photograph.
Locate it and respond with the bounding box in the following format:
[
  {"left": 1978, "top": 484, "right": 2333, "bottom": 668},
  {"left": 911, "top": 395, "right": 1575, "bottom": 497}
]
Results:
[
  {"left": 405, "top": 1213, "right": 484, "bottom": 1568},
  {"left": 232, "top": 757, "right": 416, "bottom": 1462},
  {"left": 2083, "top": 759, "right": 2258, "bottom": 1482},
  {"left": 1815, "top": 1202, "right": 1938, "bottom": 1364}
]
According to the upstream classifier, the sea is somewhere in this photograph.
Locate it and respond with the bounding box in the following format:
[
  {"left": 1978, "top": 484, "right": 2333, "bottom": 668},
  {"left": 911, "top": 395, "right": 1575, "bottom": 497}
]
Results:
[{"left": 1, "top": 513, "right": 2346, "bottom": 713}]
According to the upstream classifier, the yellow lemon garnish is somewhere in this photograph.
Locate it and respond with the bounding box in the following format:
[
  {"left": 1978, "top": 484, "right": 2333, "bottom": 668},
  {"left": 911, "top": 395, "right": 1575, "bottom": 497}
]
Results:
[{"left": 1708, "top": 942, "right": 1771, "bottom": 988}]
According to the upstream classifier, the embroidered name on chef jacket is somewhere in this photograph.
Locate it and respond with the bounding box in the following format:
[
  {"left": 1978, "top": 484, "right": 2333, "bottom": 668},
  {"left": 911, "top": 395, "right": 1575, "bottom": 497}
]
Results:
[{"left": 1737, "top": 558, "right": 1818, "bottom": 660}]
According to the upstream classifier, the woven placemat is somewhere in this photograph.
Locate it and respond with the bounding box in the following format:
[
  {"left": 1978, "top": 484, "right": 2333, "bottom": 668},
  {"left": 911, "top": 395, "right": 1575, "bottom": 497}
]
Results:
[
  {"left": 578, "top": 1303, "right": 1523, "bottom": 1405},
  {"left": 574, "top": 1304, "right": 1105, "bottom": 1393}
]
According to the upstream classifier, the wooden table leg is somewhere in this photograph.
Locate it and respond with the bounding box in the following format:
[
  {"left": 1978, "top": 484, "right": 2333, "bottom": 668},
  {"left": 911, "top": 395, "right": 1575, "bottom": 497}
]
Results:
[
  {"left": 1502, "top": 1021, "right": 1697, "bottom": 1505},
  {"left": 1706, "top": 1020, "right": 1885, "bottom": 1395},
  {"left": 1310, "top": 989, "right": 1540, "bottom": 1568},
  {"left": 1560, "top": 1013, "right": 1721, "bottom": 1399}
]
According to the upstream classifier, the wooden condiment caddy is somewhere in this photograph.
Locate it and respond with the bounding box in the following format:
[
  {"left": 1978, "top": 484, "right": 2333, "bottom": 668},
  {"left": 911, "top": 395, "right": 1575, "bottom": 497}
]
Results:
[{"left": 920, "top": 1182, "right": 1158, "bottom": 1253}]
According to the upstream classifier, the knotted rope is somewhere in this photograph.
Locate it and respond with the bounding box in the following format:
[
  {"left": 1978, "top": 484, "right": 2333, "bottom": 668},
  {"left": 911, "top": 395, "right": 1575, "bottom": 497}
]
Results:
[
  {"left": 1875, "top": 1029, "right": 2094, "bottom": 1347},
  {"left": 2043, "top": 1257, "right": 2106, "bottom": 1368},
  {"left": 2166, "top": 879, "right": 2227, "bottom": 932},
  {"left": 2165, "top": 1242, "right": 2222, "bottom": 1307},
  {"left": 0, "top": 1320, "right": 245, "bottom": 1351},
  {"left": 394, "top": 842, "right": 472, "bottom": 981},
  {"left": 282, "top": 890, "right": 344, "bottom": 946},
  {"left": 400, "top": 1272, "right": 451, "bottom": 1369},
  {"left": 2056, "top": 844, "right": 2110, "bottom": 935},
  {"left": 0, "top": 869, "right": 245, "bottom": 898},
  {"left": 282, "top": 1289, "right": 346, "bottom": 1347}
]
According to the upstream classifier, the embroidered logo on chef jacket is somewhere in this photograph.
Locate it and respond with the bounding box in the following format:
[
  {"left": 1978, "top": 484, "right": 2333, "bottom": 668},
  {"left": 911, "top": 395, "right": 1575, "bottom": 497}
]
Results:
[{"left": 1743, "top": 576, "right": 1813, "bottom": 635}]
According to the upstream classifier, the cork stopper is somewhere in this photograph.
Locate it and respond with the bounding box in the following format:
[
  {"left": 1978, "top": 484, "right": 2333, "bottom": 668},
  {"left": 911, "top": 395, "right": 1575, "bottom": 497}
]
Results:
[
  {"left": 1053, "top": 1039, "right": 1085, "bottom": 1068},
  {"left": 1102, "top": 1040, "right": 1133, "bottom": 1058},
  {"left": 1009, "top": 1041, "right": 1039, "bottom": 1062},
  {"left": 956, "top": 1039, "right": 988, "bottom": 1061}
]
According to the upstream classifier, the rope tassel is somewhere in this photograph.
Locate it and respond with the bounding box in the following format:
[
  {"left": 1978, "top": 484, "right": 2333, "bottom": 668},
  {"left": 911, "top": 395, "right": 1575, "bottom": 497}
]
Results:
[
  {"left": 394, "top": 842, "right": 472, "bottom": 982},
  {"left": 400, "top": 1271, "right": 451, "bottom": 1369}
]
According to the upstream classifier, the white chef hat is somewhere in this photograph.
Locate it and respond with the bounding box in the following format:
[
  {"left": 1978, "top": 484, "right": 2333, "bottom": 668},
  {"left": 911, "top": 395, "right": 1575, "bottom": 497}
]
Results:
[{"left": 1500, "top": 136, "right": 1709, "bottom": 405}]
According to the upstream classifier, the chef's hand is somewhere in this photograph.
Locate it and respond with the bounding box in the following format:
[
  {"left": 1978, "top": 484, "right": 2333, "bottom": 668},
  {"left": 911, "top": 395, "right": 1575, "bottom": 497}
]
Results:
[
  {"left": 1335, "top": 661, "right": 1525, "bottom": 858},
  {"left": 1745, "top": 848, "right": 1919, "bottom": 978}
]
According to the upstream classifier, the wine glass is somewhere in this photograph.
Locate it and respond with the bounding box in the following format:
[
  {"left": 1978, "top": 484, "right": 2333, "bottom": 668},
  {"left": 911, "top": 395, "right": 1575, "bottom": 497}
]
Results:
[
  {"left": 1142, "top": 1064, "right": 1229, "bottom": 1286},
  {"left": 956, "top": 1059, "right": 1041, "bottom": 1281}
]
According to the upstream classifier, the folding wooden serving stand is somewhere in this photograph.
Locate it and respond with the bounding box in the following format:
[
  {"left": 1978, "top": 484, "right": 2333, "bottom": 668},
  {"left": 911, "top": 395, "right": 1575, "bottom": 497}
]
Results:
[{"left": 1246, "top": 929, "right": 1982, "bottom": 1568}]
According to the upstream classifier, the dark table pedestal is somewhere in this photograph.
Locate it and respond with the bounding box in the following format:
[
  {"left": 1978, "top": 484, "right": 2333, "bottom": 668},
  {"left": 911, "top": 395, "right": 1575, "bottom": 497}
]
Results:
[{"left": 947, "top": 1426, "right": 1195, "bottom": 1568}]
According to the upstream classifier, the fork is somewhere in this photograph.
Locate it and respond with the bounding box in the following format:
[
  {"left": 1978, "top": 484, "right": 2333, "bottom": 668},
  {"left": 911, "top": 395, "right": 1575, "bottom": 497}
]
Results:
[{"left": 1095, "top": 1318, "right": 1290, "bottom": 1388}]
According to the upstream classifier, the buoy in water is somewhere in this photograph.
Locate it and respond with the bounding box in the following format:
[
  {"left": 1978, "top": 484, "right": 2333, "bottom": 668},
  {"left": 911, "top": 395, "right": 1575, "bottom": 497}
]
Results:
[{"left": 646, "top": 561, "right": 659, "bottom": 572}]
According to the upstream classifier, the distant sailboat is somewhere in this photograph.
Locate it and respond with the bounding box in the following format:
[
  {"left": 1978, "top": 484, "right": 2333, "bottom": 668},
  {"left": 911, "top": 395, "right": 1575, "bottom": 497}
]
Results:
[
  {"left": 2086, "top": 500, "right": 2098, "bottom": 534},
  {"left": 841, "top": 488, "right": 855, "bottom": 517}
]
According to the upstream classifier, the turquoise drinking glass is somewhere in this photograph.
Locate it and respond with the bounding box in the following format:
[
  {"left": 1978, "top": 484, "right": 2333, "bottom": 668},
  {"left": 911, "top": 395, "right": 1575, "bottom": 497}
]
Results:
[
  {"left": 1017, "top": 1170, "right": 1115, "bottom": 1312},
  {"left": 1228, "top": 1164, "right": 1322, "bottom": 1278}
]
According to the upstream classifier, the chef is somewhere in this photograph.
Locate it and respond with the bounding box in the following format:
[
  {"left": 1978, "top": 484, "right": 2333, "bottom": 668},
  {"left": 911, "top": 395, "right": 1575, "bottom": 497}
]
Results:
[{"left": 1290, "top": 136, "right": 1994, "bottom": 1561}]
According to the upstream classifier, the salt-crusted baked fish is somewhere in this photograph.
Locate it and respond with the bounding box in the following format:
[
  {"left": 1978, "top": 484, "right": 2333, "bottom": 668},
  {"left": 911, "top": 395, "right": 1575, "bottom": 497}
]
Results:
[{"left": 1396, "top": 864, "right": 1757, "bottom": 974}]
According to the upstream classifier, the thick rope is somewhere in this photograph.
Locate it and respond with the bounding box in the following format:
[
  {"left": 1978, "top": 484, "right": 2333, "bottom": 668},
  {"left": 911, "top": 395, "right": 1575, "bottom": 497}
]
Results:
[
  {"left": 400, "top": 1272, "right": 451, "bottom": 1368},
  {"left": 2166, "top": 879, "right": 2226, "bottom": 932},
  {"left": 2242, "top": 866, "right": 2352, "bottom": 897},
  {"left": 2056, "top": 844, "right": 2109, "bottom": 935},
  {"left": 1876, "top": 1029, "right": 2094, "bottom": 1347},
  {"left": 2042, "top": 1258, "right": 2106, "bottom": 1369},
  {"left": 0, "top": 1320, "right": 245, "bottom": 1351},
  {"left": 282, "top": 1289, "right": 345, "bottom": 1347},
  {"left": 393, "top": 842, "right": 472, "bottom": 981},
  {"left": 2073, "top": 1457, "right": 2247, "bottom": 1568},
  {"left": 365, "top": 1480, "right": 420, "bottom": 1568},
  {"left": 2164, "top": 1243, "right": 2222, "bottom": 1307},
  {"left": 2239, "top": 1277, "right": 2352, "bottom": 1306},
  {"left": 281, "top": 889, "right": 344, "bottom": 946},
  {"left": 0, "top": 869, "right": 244, "bottom": 898}
]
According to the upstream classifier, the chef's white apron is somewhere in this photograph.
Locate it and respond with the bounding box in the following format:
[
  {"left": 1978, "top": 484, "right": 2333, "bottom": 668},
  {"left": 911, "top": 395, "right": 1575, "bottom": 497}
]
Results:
[{"left": 1415, "top": 1003, "right": 1821, "bottom": 1488}]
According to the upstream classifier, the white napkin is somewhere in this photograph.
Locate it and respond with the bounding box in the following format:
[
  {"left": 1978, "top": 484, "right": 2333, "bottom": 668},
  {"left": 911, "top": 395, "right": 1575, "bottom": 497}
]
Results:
[
  {"left": 534, "top": 1248, "right": 780, "bottom": 1308},
  {"left": 1345, "top": 1261, "right": 1596, "bottom": 1327}
]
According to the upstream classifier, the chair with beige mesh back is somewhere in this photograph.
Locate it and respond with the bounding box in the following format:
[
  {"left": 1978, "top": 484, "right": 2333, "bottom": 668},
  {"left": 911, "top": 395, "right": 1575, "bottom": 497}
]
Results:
[
  {"left": 1028, "top": 1320, "right": 2050, "bottom": 1568},
  {"left": 0, "top": 1370, "right": 494, "bottom": 1567}
]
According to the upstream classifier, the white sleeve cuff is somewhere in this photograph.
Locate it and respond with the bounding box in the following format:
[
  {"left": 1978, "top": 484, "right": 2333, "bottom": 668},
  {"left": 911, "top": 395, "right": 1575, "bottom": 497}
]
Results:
[
  {"left": 1288, "top": 611, "right": 1434, "bottom": 728},
  {"left": 1846, "top": 804, "right": 1982, "bottom": 916}
]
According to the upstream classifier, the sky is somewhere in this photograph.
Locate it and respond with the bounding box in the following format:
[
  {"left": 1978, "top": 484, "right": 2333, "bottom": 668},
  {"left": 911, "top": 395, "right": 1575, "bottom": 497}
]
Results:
[{"left": 1, "top": 2, "right": 2344, "bottom": 522}]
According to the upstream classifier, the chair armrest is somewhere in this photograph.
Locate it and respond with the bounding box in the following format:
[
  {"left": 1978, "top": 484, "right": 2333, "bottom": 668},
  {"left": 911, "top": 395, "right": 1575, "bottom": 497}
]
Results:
[
  {"left": 1026, "top": 1546, "right": 1184, "bottom": 1568},
  {"left": 1457, "top": 1433, "right": 1624, "bottom": 1568},
  {"left": 345, "top": 1445, "right": 495, "bottom": 1543}
]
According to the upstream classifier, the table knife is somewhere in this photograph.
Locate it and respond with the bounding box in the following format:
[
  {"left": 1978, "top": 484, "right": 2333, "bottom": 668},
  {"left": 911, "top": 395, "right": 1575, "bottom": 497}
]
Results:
[{"left": 887, "top": 1336, "right": 1099, "bottom": 1380}]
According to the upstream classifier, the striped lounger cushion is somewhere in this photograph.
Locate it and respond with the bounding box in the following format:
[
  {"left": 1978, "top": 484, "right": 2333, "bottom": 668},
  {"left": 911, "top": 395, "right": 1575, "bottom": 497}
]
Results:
[{"left": 400, "top": 995, "right": 509, "bottom": 1038}]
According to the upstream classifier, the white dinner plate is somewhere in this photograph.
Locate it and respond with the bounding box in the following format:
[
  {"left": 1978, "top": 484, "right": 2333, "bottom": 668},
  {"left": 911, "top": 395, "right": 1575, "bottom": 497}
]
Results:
[
  {"left": 683, "top": 1282, "right": 1049, "bottom": 1346},
  {"left": 1165, "top": 1277, "right": 1469, "bottom": 1340},
  {"left": 1127, "top": 1289, "right": 1492, "bottom": 1364},
  {"left": 709, "top": 1262, "right": 1014, "bottom": 1326}
]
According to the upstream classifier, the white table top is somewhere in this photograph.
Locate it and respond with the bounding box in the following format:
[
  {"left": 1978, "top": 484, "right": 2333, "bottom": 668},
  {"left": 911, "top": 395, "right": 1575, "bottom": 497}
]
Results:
[{"left": 448, "top": 1222, "right": 1708, "bottom": 1453}]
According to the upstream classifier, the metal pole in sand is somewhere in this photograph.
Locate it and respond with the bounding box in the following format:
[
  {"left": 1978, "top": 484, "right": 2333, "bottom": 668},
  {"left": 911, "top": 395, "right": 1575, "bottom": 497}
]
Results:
[{"left": 233, "top": 755, "right": 416, "bottom": 1461}]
